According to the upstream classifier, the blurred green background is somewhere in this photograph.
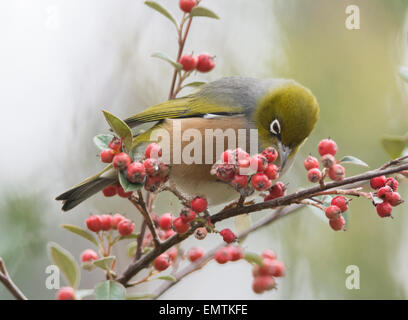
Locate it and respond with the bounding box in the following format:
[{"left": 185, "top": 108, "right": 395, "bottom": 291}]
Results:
[{"left": 1, "top": 0, "right": 408, "bottom": 299}]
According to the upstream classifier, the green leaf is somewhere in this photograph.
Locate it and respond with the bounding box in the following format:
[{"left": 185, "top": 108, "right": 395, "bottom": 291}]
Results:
[
  {"left": 118, "top": 233, "right": 139, "bottom": 240},
  {"left": 128, "top": 241, "right": 137, "bottom": 258},
  {"left": 48, "top": 242, "right": 80, "bottom": 288},
  {"left": 93, "top": 134, "right": 115, "bottom": 151},
  {"left": 381, "top": 135, "right": 406, "bottom": 159},
  {"left": 190, "top": 6, "right": 220, "bottom": 19},
  {"left": 61, "top": 224, "right": 98, "bottom": 246},
  {"left": 126, "top": 294, "right": 154, "bottom": 300},
  {"left": 144, "top": 1, "right": 177, "bottom": 27},
  {"left": 156, "top": 275, "right": 177, "bottom": 282},
  {"left": 399, "top": 66, "right": 408, "bottom": 82},
  {"left": 339, "top": 156, "right": 369, "bottom": 168},
  {"left": 102, "top": 110, "right": 132, "bottom": 152},
  {"left": 151, "top": 52, "right": 183, "bottom": 70},
  {"left": 243, "top": 252, "right": 263, "bottom": 266},
  {"left": 118, "top": 171, "right": 144, "bottom": 192},
  {"left": 93, "top": 256, "right": 116, "bottom": 271},
  {"left": 75, "top": 289, "right": 94, "bottom": 300},
  {"left": 182, "top": 81, "right": 206, "bottom": 88},
  {"left": 94, "top": 280, "right": 126, "bottom": 300}
]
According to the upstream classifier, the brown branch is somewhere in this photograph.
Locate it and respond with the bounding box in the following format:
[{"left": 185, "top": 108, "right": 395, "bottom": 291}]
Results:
[
  {"left": 151, "top": 205, "right": 301, "bottom": 299},
  {"left": 135, "top": 220, "right": 147, "bottom": 261},
  {"left": 0, "top": 258, "right": 27, "bottom": 300},
  {"left": 117, "top": 160, "right": 408, "bottom": 286},
  {"left": 129, "top": 192, "right": 160, "bottom": 247}
]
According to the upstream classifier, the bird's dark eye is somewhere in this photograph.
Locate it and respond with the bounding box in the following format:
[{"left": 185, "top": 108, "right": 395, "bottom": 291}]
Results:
[{"left": 270, "top": 119, "right": 281, "bottom": 136}]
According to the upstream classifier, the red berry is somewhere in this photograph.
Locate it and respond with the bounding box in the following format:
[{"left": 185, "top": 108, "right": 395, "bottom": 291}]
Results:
[
  {"left": 179, "top": 54, "right": 198, "bottom": 71},
  {"left": 304, "top": 155, "right": 319, "bottom": 171},
  {"left": 318, "top": 139, "right": 338, "bottom": 156},
  {"left": 159, "top": 213, "right": 173, "bottom": 230},
  {"left": 164, "top": 229, "right": 176, "bottom": 239},
  {"left": 102, "top": 185, "right": 117, "bottom": 197},
  {"left": 144, "top": 143, "right": 162, "bottom": 159},
  {"left": 228, "top": 246, "right": 244, "bottom": 261},
  {"left": 219, "top": 228, "right": 236, "bottom": 243},
  {"left": 325, "top": 205, "right": 341, "bottom": 219},
  {"left": 196, "top": 53, "right": 215, "bottom": 73},
  {"left": 86, "top": 215, "right": 102, "bottom": 232},
  {"left": 331, "top": 196, "right": 349, "bottom": 212},
  {"left": 236, "top": 148, "right": 250, "bottom": 168},
  {"left": 108, "top": 137, "right": 122, "bottom": 153},
  {"left": 154, "top": 253, "right": 171, "bottom": 271},
  {"left": 370, "top": 175, "right": 386, "bottom": 189},
  {"left": 179, "top": 0, "right": 197, "bottom": 13},
  {"left": 251, "top": 173, "right": 272, "bottom": 191},
  {"left": 221, "top": 149, "right": 236, "bottom": 164},
  {"left": 173, "top": 217, "right": 190, "bottom": 234},
  {"left": 385, "top": 177, "right": 398, "bottom": 191},
  {"left": 127, "top": 162, "right": 146, "bottom": 184},
  {"left": 329, "top": 215, "right": 346, "bottom": 231},
  {"left": 180, "top": 207, "right": 197, "bottom": 223},
  {"left": 376, "top": 201, "right": 393, "bottom": 218},
  {"left": 264, "top": 182, "right": 286, "bottom": 201},
  {"left": 258, "top": 259, "right": 276, "bottom": 276},
  {"left": 194, "top": 227, "right": 208, "bottom": 240},
  {"left": 187, "top": 247, "right": 204, "bottom": 262},
  {"left": 191, "top": 196, "right": 208, "bottom": 213},
  {"left": 250, "top": 154, "right": 268, "bottom": 172},
  {"left": 143, "top": 158, "right": 160, "bottom": 176},
  {"left": 80, "top": 249, "right": 98, "bottom": 262},
  {"left": 112, "top": 152, "right": 131, "bottom": 170},
  {"left": 57, "top": 287, "right": 75, "bottom": 300},
  {"left": 167, "top": 247, "right": 178, "bottom": 261},
  {"left": 100, "top": 214, "right": 112, "bottom": 231},
  {"left": 117, "top": 185, "right": 133, "bottom": 198},
  {"left": 378, "top": 186, "right": 393, "bottom": 201},
  {"left": 231, "top": 175, "right": 248, "bottom": 190},
  {"left": 100, "top": 149, "right": 115, "bottom": 163},
  {"left": 117, "top": 219, "right": 135, "bottom": 236},
  {"left": 388, "top": 192, "right": 403, "bottom": 207},
  {"left": 307, "top": 168, "right": 322, "bottom": 183},
  {"left": 270, "top": 260, "right": 285, "bottom": 277},
  {"left": 321, "top": 154, "right": 336, "bottom": 168},
  {"left": 215, "top": 163, "right": 236, "bottom": 181},
  {"left": 264, "top": 164, "right": 279, "bottom": 180},
  {"left": 261, "top": 249, "right": 277, "bottom": 260},
  {"left": 144, "top": 175, "right": 162, "bottom": 192},
  {"left": 214, "top": 247, "right": 231, "bottom": 264},
  {"left": 252, "top": 276, "right": 275, "bottom": 294},
  {"left": 111, "top": 213, "right": 125, "bottom": 229},
  {"left": 328, "top": 164, "right": 345, "bottom": 181},
  {"left": 261, "top": 147, "right": 278, "bottom": 163}
]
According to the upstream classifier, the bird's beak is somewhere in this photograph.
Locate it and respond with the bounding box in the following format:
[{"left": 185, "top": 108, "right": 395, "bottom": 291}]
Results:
[{"left": 278, "top": 141, "right": 291, "bottom": 170}]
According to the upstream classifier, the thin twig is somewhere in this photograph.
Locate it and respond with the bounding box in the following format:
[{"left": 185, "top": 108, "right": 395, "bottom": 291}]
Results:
[
  {"left": 135, "top": 220, "right": 147, "bottom": 261},
  {"left": 0, "top": 258, "right": 27, "bottom": 300}
]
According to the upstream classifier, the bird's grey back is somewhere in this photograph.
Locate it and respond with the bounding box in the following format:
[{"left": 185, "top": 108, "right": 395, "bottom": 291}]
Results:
[{"left": 194, "top": 76, "right": 295, "bottom": 117}]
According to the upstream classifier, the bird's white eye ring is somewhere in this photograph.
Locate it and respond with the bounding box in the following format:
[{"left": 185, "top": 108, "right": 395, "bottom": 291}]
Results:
[{"left": 270, "top": 119, "right": 281, "bottom": 135}]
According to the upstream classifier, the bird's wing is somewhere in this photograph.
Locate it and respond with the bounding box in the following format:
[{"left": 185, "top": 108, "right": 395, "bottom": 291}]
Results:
[{"left": 123, "top": 95, "right": 244, "bottom": 128}]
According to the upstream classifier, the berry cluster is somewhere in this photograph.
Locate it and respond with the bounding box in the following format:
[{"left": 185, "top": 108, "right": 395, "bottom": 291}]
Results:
[
  {"left": 324, "top": 196, "right": 349, "bottom": 231},
  {"left": 370, "top": 176, "right": 403, "bottom": 218},
  {"left": 304, "top": 138, "right": 345, "bottom": 183},
  {"left": 251, "top": 250, "right": 285, "bottom": 294},
  {"left": 101, "top": 142, "right": 170, "bottom": 197},
  {"left": 214, "top": 245, "right": 244, "bottom": 264},
  {"left": 179, "top": 53, "right": 216, "bottom": 73},
  {"left": 212, "top": 147, "right": 283, "bottom": 194},
  {"left": 86, "top": 213, "right": 135, "bottom": 236}
]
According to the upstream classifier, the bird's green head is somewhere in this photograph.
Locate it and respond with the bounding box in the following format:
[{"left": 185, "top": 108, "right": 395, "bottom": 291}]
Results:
[{"left": 253, "top": 81, "right": 319, "bottom": 169}]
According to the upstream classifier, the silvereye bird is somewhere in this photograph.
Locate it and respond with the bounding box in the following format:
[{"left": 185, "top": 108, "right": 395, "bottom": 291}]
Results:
[{"left": 56, "top": 77, "right": 319, "bottom": 211}]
